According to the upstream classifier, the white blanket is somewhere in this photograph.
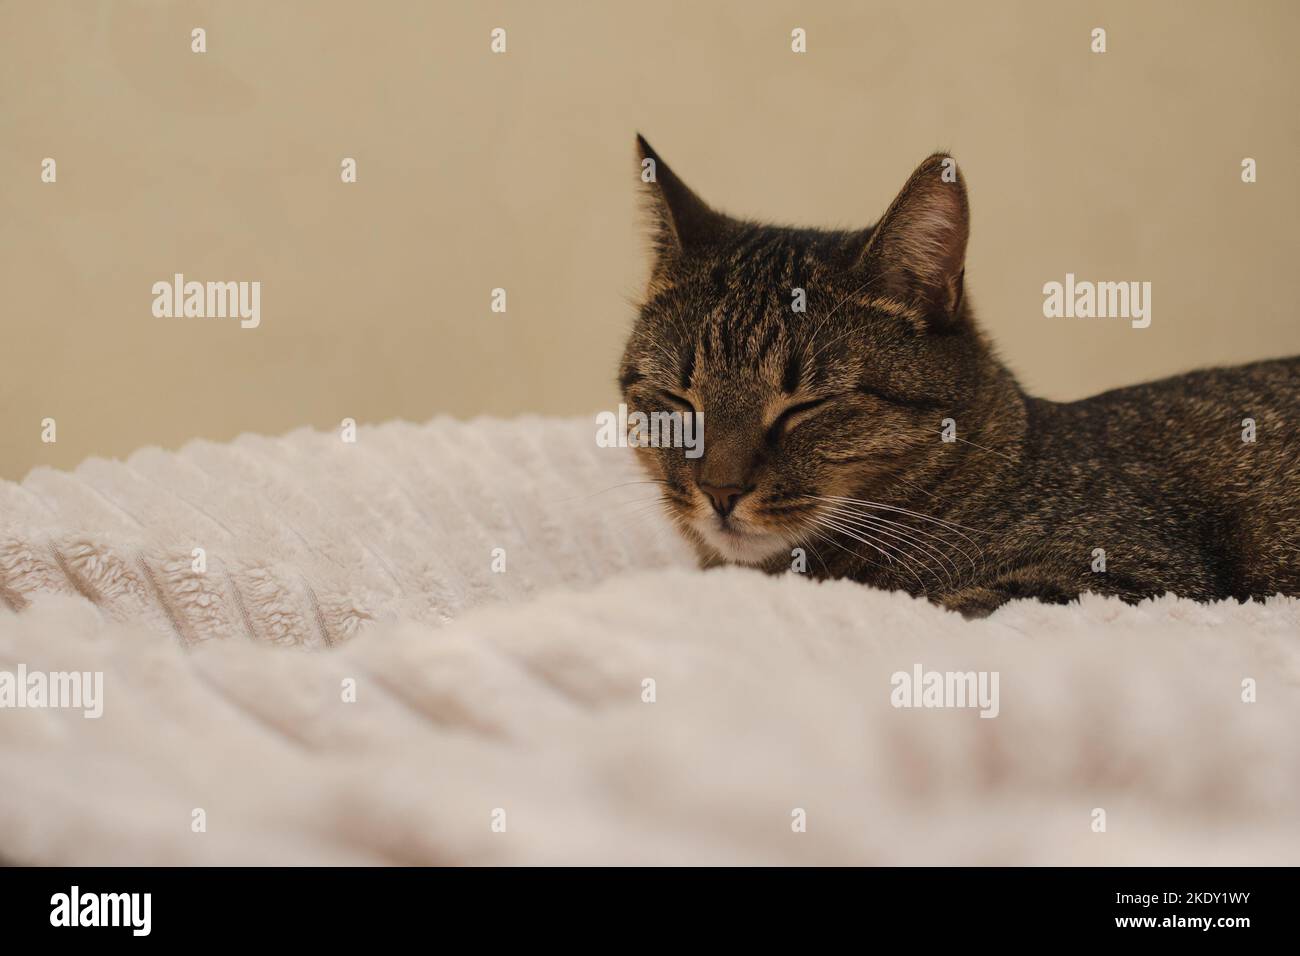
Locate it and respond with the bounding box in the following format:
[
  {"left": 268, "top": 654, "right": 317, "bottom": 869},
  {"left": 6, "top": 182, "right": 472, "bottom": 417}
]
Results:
[{"left": 2, "top": 417, "right": 1298, "bottom": 864}]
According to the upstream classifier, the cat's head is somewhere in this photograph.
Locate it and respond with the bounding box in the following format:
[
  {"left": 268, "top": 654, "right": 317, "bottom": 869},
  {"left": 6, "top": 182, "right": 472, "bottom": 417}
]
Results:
[{"left": 619, "top": 136, "right": 998, "bottom": 568}]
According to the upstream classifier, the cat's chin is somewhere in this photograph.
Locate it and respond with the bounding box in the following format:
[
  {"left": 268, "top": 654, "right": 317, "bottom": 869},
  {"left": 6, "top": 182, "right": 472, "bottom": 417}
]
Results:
[{"left": 693, "top": 520, "right": 789, "bottom": 567}]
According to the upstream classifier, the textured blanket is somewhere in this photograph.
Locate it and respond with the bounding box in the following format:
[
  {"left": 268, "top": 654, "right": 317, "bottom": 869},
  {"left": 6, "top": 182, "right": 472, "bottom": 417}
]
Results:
[{"left": 1, "top": 417, "right": 1298, "bottom": 865}]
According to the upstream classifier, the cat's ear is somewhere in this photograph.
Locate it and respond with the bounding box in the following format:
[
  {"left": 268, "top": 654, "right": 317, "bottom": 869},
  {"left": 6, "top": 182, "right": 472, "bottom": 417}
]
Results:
[
  {"left": 857, "top": 153, "right": 969, "bottom": 331},
  {"left": 636, "top": 134, "right": 727, "bottom": 258}
]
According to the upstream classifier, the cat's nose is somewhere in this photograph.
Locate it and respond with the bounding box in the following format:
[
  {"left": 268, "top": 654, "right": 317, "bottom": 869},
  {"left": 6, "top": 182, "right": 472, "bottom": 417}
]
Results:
[{"left": 698, "top": 483, "right": 748, "bottom": 518}]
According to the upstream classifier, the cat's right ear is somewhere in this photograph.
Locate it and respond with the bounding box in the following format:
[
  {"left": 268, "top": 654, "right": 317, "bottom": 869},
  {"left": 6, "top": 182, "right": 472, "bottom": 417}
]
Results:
[{"left": 636, "top": 135, "right": 727, "bottom": 259}]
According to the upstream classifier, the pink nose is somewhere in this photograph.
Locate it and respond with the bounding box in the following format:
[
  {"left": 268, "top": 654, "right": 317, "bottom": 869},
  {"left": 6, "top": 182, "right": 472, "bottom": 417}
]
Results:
[{"left": 698, "top": 483, "right": 747, "bottom": 518}]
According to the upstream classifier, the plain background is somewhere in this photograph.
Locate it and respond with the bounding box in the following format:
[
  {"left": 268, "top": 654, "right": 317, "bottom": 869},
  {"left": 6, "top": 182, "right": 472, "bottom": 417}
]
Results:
[{"left": 3, "top": 0, "right": 1298, "bottom": 480}]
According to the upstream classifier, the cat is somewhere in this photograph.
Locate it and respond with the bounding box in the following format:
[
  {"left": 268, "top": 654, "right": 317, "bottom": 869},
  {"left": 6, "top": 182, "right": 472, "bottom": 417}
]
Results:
[{"left": 619, "top": 135, "right": 1300, "bottom": 616}]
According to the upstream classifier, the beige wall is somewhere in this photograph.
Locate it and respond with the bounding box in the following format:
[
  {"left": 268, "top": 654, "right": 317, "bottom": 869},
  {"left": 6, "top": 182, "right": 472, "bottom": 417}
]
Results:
[{"left": 3, "top": 0, "right": 1298, "bottom": 480}]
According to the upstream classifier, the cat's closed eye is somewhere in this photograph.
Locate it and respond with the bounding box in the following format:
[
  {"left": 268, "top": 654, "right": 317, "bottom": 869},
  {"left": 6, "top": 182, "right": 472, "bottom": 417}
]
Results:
[
  {"left": 767, "top": 396, "right": 836, "bottom": 442},
  {"left": 657, "top": 389, "right": 697, "bottom": 414},
  {"left": 856, "top": 383, "right": 945, "bottom": 412}
]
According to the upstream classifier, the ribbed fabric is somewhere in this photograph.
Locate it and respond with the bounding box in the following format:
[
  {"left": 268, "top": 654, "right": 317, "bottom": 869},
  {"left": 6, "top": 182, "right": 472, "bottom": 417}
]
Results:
[{"left": 0, "top": 416, "right": 693, "bottom": 646}]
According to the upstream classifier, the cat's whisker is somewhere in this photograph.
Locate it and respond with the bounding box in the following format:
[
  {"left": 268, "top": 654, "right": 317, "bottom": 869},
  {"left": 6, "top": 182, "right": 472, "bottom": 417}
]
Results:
[
  {"left": 629, "top": 492, "right": 689, "bottom": 521},
  {"left": 757, "top": 511, "right": 832, "bottom": 574},
  {"left": 560, "top": 479, "right": 668, "bottom": 504},
  {"left": 818, "top": 515, "right": 942, "bottom": 590},
  {"left": 819, "top": 502, "right": 980, "bottom": 572},
  {"left": 812, "top": 515, "right": 932, "bottom": 590},
  {"left": 616, "top": 486, "right": 688, "bottom": 518},
  {"left": 915, "top": 427, "right": 1020, "bottom": 464},
  {"left": 811, "top": 494, "right": 987, "bottom": 571},
  {"left": 820, "top": 506, "right": 961, "bottom": 587},
  {"left": 619, "top": 504, "right": 676, "bottom": 536},
  {"left": 807, "top": 521, "right": 932, "bottom": 592},
  {"left": 804, "top": 527, "right": 896, "bottom": 582},
  {"left": 799, "top": 534, "right": 832, "bottom": 577},
  {"left": 625, "top": 497, "right": 668, "bottom": 517},
  {"left": 812, "top": 494, "right": 989, "bottom": 538},
  {"left": 623, "top": 497, "right": 698, "bottom": 550}
]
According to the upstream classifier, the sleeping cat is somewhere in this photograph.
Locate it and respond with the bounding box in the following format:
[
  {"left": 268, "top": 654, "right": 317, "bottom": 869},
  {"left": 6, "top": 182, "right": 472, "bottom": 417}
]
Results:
[{"left": 619, "top": 135, "right": 1300, "bottom": 616}]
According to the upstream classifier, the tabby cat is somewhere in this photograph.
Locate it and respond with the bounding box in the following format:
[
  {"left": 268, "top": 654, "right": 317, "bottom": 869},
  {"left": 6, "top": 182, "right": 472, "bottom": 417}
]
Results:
[{"left": 619, "top": 136, "right": 1299, "bottom": 616}]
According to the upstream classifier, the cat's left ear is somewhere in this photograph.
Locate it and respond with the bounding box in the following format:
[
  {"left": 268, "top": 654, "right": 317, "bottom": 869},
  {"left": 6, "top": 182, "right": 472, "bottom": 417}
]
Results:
[{"left": 857, "top": 153, "right": 969, "bottom": 332}]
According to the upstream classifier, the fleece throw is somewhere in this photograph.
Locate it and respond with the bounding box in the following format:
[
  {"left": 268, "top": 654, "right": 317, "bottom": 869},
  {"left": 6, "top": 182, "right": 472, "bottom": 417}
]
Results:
[{"left": 1, "top": 417, "right": 1298, "bottom": 865}]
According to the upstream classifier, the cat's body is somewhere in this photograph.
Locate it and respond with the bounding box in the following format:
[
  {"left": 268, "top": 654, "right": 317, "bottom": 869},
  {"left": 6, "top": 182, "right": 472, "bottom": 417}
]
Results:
[{"left": 620, "top": 137, "right": 1299, "bottom": 616}]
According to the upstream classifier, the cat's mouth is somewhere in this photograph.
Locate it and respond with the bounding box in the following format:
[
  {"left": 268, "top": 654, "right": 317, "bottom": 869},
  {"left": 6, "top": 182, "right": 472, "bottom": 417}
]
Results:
[{"left": 693, "top": 516, "right": 789, "bottom": 566}]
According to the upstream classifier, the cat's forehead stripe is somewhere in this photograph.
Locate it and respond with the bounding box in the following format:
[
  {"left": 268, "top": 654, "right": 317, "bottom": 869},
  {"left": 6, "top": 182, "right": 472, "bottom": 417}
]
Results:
[
  {"left": 633, "top": 228, "right": 927, "bottom": 394},
  {"left": 858, "top": 295, "right": 921, "bottom": 321},
  {"left": 679, "top": 341, "right": 696, "bottom": 390}
]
